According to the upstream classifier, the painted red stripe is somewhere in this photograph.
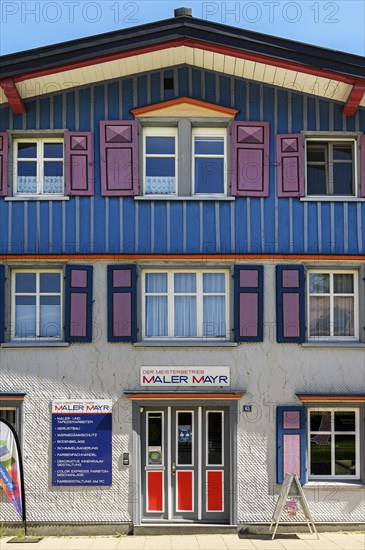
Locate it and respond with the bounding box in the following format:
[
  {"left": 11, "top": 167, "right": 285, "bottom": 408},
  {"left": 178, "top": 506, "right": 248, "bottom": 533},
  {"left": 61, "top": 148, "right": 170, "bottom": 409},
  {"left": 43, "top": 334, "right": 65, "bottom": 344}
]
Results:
[
  {"left": 177, "top": 471, "right": 193, "bottom": 511},
  {"left": 207, "top": 471, "right": 223, "bottom": 512},
  {"left": 147, "top": 471, "right": 163, "bottom": 512}
]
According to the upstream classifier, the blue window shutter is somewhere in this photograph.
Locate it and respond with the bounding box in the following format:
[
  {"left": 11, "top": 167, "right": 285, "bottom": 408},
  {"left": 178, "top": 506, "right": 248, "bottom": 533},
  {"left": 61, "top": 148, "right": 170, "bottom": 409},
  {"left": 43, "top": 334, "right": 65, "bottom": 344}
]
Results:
[
  {"left": 277, "top": 406, "right": 306, "bottom": 484},
  {"left": 0, "top": 264, "right": 5, "bottom": 343},
  {"left": 107, "top": 265, "right": 137, "bottom": 342},
  {"left": 234, "top": 265, "right": 264, "bottom": 342},
  {"left": 64, "top": 265, "right": 93, "bottom": 343},
  {"left": 276, "top": 265, "right": 305, "bottom": 343}
]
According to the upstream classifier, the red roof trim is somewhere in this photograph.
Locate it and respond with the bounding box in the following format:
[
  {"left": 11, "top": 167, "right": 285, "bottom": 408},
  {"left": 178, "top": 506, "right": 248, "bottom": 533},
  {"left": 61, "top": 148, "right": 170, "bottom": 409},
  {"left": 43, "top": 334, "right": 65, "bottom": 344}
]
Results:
[
  {"left": 0, "top": 79, "right": 26, "bottom": 114},
  {"left": 343, "top": 81, "right": 365, "bottom": 116},
  {"left": 5, "top": 38, "right": 360, "bottom": 89}
]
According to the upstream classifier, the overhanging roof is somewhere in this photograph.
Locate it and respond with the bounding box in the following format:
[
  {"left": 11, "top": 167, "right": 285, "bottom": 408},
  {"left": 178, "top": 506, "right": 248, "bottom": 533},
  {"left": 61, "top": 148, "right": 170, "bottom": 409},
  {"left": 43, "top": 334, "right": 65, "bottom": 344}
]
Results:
[{"left": 0, "top": 12, "right": 364, "bottom": 113}]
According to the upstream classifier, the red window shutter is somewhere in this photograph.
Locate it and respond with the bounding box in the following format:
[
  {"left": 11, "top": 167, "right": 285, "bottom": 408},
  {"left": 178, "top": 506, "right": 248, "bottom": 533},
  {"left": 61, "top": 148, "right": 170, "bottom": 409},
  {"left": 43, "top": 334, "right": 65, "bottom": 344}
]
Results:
[
  {"left": 65, "top": 132, "right": 94, "bottom": 196},
  {"left": 276, "top": 134, "right": 304, "bottom": 197},
  {"left": 0, "top": 132, "right": 9, "bottom": 196},
  {"left": 360, "top": 134, "right": 365, "bottom": 198},
  {"left": 100, "top": 121, "right": 138, "bottom": 196},
  {"left": 231, "top": 121, "right": 270, "bottom": 197}
]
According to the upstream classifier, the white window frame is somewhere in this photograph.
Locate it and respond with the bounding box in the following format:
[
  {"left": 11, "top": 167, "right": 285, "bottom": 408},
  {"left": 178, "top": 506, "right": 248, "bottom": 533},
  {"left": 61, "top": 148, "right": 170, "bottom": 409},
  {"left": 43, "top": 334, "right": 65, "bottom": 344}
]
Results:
[
  {"left": 305, "top": 137, "right": 358, "bottom": 199},
  {"left": 143, "top": 128, "right": 178, "bottom": 196},
  {"left": 13, "top": 137, "right": 65, "bottom": 197},
  {"left": 192, "top": 128, "right": 227, "bottom": 197},
  {"left": 307, "top": 269, "right": 359, "bottom": 341},
  {"left": 142, "top": 269, "right": 230, "bottom": 340},
  {"left": 11, "top": 269, "right": 63, "bottom": 341},
  {"left": 308, "top": 407, "right": 360, "bottom": 480}
]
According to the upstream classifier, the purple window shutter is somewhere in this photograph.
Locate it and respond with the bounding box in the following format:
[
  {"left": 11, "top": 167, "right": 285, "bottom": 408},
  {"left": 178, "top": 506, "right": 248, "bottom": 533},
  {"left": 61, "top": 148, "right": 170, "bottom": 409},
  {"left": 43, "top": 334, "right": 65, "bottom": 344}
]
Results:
[
  {"left": 276, "top": 134, "right": 304, "bottom": 197},
  {"left": 234, "top": 265, "right": 264, "bottom": 342},
  {"left": 65, "top": 265, "right": 93, "bottom": 342},
  {"left": 276, "top": 265, "right": 305, "bottom": 343},
  {"left": 360, "top": 134, "right": 365, "bottom": 198},
  {"left": 0, "top": 132, "right": 9, "bottom": 197},
  {"left": 65, "top": 132, "right": 94, "bottom": 196},
  {"left": 107, "top": 265, "right": 137, "bottom": 342},
  {"left": 231, "top": 121, "right": 269, "bottom": 197},
  {"left": 100, "top": 121, "right": 138, "bottom": 196}
]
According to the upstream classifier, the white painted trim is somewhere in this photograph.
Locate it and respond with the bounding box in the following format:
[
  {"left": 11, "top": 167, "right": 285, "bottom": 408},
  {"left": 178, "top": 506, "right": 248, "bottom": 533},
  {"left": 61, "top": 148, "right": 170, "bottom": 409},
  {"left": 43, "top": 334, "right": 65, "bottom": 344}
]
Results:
[{"left": 176, "top": 470, "right": 194, "bottom": 513}]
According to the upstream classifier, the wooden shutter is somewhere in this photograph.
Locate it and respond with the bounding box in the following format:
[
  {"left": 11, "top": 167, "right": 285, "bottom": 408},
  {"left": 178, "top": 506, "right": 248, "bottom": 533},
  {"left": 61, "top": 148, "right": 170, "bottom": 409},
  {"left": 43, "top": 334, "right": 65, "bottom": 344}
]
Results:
[
  {"left": 107, "top": 265, "right": 137, "bottom": 342},
  {"left": 64, "top": 265, "right": 93, "bottom": 342},
  {"left": 234, "top": 265, "right": 264, "bottom": 342},
  {"left": 0, "top": 264, "right": 5, "bottom": 343},
  {"left": 65, "top": 132, "right": 94, "bottom": 196},
  {"left": 100, "top": 121, "right": 138, "bottom": 196},
  {"left": 277, "top": 406, "right": 306, "bottom": 484},
  {"left": 360, "top": 134, "right": 365, "bottom": 198},
  {"left": 276, "top": 265, "right": 305, "bottom": 343},
  {"left": 276, "top": 134, "right": 304, "bottom": 197},
  {"left": 0, "top": 132, "right": 9, "bottom": 196},
  {"left": 231, "top": 122, "right": 269, "bottom": 197}
]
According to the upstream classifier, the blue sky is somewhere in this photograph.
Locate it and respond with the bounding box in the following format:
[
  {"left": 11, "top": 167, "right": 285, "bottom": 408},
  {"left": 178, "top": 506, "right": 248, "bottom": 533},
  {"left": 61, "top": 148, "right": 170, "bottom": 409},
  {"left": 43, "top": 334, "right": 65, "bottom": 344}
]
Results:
[{"left": 0, "top": 1, "right": 364, "bottom": 56}]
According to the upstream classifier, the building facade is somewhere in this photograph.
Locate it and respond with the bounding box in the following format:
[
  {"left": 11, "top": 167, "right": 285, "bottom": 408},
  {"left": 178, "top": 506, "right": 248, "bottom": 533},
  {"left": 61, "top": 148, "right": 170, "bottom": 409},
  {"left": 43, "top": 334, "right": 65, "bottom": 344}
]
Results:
[{"left": 0, "top": 8, "right": 364, "bottom": 532}]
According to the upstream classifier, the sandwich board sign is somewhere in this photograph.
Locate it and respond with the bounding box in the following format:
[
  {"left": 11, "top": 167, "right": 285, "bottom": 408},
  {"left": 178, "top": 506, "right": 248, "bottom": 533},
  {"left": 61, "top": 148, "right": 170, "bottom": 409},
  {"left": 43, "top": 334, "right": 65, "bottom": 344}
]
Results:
[{"left": 269, "top": 473, "right": 319, "bottom": 540}]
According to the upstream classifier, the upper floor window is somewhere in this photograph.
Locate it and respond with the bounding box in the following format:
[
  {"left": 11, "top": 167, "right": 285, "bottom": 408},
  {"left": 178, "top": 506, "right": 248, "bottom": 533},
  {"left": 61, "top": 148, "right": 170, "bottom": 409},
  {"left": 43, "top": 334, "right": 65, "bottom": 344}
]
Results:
[
  {"left": 307, "top": 270, "right": 358, "bottom": 340},
  {"left": 306, "top": 138, "right": 357, "bottom": 197},
  {"left": 144, "top": 128, "right": 177, "bottom": 195},
  {"left": 193, "top": 129, "right": 226, "bottom": 195},
  {"left": 14, "top": 138, "right": 64, "bottom": 196}
]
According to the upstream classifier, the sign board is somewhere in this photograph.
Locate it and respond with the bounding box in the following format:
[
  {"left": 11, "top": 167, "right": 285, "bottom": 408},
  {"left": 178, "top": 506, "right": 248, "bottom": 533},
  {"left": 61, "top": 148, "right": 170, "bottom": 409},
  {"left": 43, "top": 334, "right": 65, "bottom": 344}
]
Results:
[
  {"left": 140, "top": 366, "right": 230, "bottom": 387},
  {"left": 269, "top": 474, "right": 318, "bottom": 540},
  {"left": 52, "top": 400, "right": 112, "bottom": 486}
]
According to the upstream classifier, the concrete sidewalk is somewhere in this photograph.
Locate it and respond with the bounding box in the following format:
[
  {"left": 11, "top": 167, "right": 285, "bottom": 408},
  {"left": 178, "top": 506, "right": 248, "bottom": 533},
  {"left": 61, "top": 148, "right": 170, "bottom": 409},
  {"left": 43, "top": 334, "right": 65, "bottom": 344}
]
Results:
[{"left": 1, "top": 532, "right": 364, "bottom": 550}]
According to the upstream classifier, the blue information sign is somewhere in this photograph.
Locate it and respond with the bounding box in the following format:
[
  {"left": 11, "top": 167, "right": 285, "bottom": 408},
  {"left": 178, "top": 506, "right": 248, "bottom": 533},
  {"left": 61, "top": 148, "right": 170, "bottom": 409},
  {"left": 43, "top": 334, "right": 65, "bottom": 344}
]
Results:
[{"left": 52, "top": 400, "right": 112, "bottom": 486}]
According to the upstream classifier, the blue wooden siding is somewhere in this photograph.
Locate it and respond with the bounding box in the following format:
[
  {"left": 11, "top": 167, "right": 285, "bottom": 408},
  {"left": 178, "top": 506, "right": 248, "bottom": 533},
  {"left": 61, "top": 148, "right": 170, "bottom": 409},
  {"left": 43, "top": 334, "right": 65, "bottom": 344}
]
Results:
[{"left": 0, "top": 67, "right": 364, "bottom": 256}]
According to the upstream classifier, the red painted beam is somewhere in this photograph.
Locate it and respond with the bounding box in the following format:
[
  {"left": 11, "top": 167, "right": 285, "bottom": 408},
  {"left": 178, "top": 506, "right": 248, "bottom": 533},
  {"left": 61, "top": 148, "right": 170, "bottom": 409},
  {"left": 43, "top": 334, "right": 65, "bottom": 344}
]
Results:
[
  {"left": 0, "top": 79, "right": 26, "bottom": 114},
  {"left": 343, "top": 81, "right": 365, "bottom": 116}
]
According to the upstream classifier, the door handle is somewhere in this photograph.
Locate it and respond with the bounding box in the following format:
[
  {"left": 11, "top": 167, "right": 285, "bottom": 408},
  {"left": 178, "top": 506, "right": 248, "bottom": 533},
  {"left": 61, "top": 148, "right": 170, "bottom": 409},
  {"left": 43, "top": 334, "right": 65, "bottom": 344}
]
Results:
[{"left": 172, "top": 462, "right": 176, "bottom": 476}]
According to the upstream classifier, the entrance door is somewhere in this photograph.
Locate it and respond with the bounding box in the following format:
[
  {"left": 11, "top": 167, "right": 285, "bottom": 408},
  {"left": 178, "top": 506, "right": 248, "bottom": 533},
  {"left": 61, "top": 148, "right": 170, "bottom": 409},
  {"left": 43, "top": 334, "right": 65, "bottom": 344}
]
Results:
[{"left": 141, "top": 406, "right": 230, "bottom": 523}]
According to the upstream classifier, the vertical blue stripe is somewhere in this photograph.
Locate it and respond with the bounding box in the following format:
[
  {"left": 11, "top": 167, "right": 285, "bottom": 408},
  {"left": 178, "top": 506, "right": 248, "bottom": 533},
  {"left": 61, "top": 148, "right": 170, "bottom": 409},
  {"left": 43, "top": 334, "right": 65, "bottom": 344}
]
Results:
[
  {"left": 40, "top": 98, "right": 50, "bottom": 129},
  {"left": 123, "top": 197, "right": 135, "bottom": 253},
  {"left": 93, "top": 84, "right": 105, "bottom": 252},
  {"left": 122, "top": 79, "right": 133, "bottom": 119},
  {"left": 334, "top": 203, "right": 344, "bottom": 253},
  {"left": 79, "top": 198, "right": 91, "bottom": 254},
  {"left": 178, "top": 67, "right": 189, "bottom": 97},
  {"left": 291, "top": 93, "right": 303, "bottom": 133},
  {"left": 278, "top": 199, "right": 290, "bottom": 253},
  {"left": 321, "top": 203, "right": 331, "bottom": 254},
  {"left": 27, "top": 202, "right": 37, "bottom": 253},
  {"left": 138, "top": 202, "right": 151, "bottom": 253},
  {"left": 205, "top": 72, "right": 216, "bottom": 104},
  {"left": 307, "top": 97, "right": 316, "bottom": 131},
  {"left": 154, "top": 202, "right": 167, "bottom": 253},
  {"left": 53, "top": 94, "right": 63, "bottom": 128},
  {"left": 25, "top": 101, "right": 36, "bottom": 129},
  {"left": 151, "top": 73, "right": 161, "bottom": 105},
  {"left": 202, "top": 202, "right": 216, "bottom": 254},
  {"left": 219, "top": 202, "right": 231, "bottom": 255},
  {"left": 292, "top": 200, "right": 304, "bottom": 254},
  {"left": 11, "top": 203, "right": 24, "bottom": 254},
  {"left": 234, "top": 199, "right": 247, "bottom": 254},
  {"left": 277, "top": 89, "right": 288, "bottom": 132},
  {"left": 65, "top": 198, "right": 76, "bottom": 253},
  {"left": 137, "top": 76, "right": 147, "bottom": 107},
  {"left": 51, "top": 202, "right": 62, "bottom": 254},
  {"left": 185, "top": 202, "right": 200, "bottom": 253},
  {"left": 333, "top": 102, "right": 343, "bottom": 131},
  {"left": 192, "top": 69, "right": 202, "bottom": 100},
  {"left": 345, "top": 115, "right": 356, "bottom": 132},
  {"left": 234, "top": 80, "right": 246, "bottom": 120},
  {"left": 39, "top": 202, "right": 49, "bottom": 253},
  {"left": 163, "top": 70, "right": 174, "bottom": 101},
  {"left": 66, "top": 92, "right": 75, "bottom": 131},
  {"left": 108, "top": 198, "right": 119, "bottom": 253},
  {"left": 79, "top": 88, "right": 91, "bottom": 130},
  {"left": 319, "top": 100, "right": 330, "bottom": 130},
  {"left": 307, "top": 203, "right": 318, "bottom": 253},
  {"left": 263, "top": 86, "right": 275, "bottom": 254},
  {"left": 250, "top": 199, "right": 261, "bottom": 253},
  {"left": 170, "top": 202, "right": 183, "bottom": 253},
  {"left": 108, "top": 82, "right": 119, "bottom": 119},
  {"left": 219, "top": 76, "right": 231, "bottom": 107}
]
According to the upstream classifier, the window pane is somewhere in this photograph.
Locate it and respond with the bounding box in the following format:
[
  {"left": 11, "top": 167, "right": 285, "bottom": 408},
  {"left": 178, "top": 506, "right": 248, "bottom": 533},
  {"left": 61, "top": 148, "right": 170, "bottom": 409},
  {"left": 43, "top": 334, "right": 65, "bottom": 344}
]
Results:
[
  {"left": 174, "top": 296, "right": 197, "bottom": 337},
  {"left": 146, "top": 158, "right": 175, "bottom": 177},
  {"left": 310, "top": 434, "right": 331, "bottom": 475},
  {"left": 177, "top": 412, "right": 193, "bottom": 465},
  {"left": 0, "top": 409, "right": 16, "bottom": 428},
  {"left": 203, "top": 296, "right": 225, "bottom": 337},
  {"left": 307, "top": 165, "right": 327, "bottom": 195},
  {"left": 333, "top": 144, "right": 352, "bottom": 161},
  {"left": 17, "top": 162, "right": 37, "bottom": 193},
  {"left": 40, "top": 273, "right": 60, "bottom": 293},
  {"left": 203, "top": 273, "right": 225, "bottom": 293},
  {"left": 208, "top": 412, "right": 223, "bottom": 465},
  {"left": 309, "top": 296, "right": 330, "bottom": 336},
  {"left": 310, "top": 411, "right": 331, "bottom": 432},
  {"left": 309, "top": 273, "right": 330, "bottom": 294},
  {"left": 146, "top": 136, "right": 175, "bottom": 155},
  {"left": 44, "top": 162, "right": 64, "bottom": 193},
  {"left": 335, "top": 435, "right": 356, "bottom": 475},
  {"left": 44, "top": 143, "right": 63, "bottom": 158},
  {"left": 15, "top": 296, "right": 36, "bottom": 337},
  {"left": 148, "top": 413, "right": 163, "bottom": 465},
  {"left": 195, "top": 158, "right": 224, "bottom": 194},
  {"left": 174, "top": 273, "right": 196, "bottom": 293},
  {"left": 16, "top": 273, "right": 36, "bottom": 293},
  {"left": 333, "top": 164, "right": 353, "bottom": 195},
  {"left": 17, "top": 143, "right": 37, "bottom": 158},
  {"left": 145, "top": 296, "right": 167, "bottom": 336},
  {"left": 333, "top": 297, "right": 354, "bottom": 336},
  {"left": 335, "top": 411, "right": 355, "bottom": 431},
  {"left": 40, "top": 296, "right": 61, "bottom": 337},
  {"left": 307, "top": 143, "right": 325, "bottom": 162},
  {"left": 333, "top": 274, "right": 353, "bottom": 294},
  {"left": 146, "top": 273, "right": 167, "bottom": 293},
  {"left": 194, "top": 137, "right": 224, "bottom": 155}
]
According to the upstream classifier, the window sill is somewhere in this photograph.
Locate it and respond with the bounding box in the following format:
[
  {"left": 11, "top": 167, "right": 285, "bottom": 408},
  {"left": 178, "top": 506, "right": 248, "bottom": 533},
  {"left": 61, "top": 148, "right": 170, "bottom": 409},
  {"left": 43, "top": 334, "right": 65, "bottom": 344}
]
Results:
[
  {"left": 135, "top": 196, "right": 235, "bottom": 201},
  {"left": 300, "top": 197, "right": 364, "bottom": 202},
  {"left": 304, "top": 482, "right": 364, "bottom": 490},
  {"left": 134, "top": 340, "right": 238, "bottom": 347},
  {"left": 302, "top": 341, "right": 364, "bottom": 348},
  {"left": 5, "top": 196, "right": 70, "bottom": 201},
  {"left": 1, "top": 341, "right": 70, "bottom": 348}
]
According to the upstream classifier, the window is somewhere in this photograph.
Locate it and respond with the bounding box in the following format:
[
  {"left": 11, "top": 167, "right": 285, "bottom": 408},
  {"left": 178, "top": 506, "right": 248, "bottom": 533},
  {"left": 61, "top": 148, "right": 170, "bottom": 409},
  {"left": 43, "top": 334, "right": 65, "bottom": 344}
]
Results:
[
  {"left": 307, "top": 270, "right": 358, "bottom": 340},
  {"left": 309, "top": 408, "right": 360, "bottom": 479},
  {"left": 143, "top": 270, "right": 229, "bottom": 339},
  {"left": 193, "top": 129, "right": 226, "bottom": 195},
  {"left": 306, "top": 138, "right": 357, "bottom": 197},
  {"left": 144, "top": 129, "right": 177, "bottom": 195},
  {"left": 13, "top": 138, "right": 64, "bottom": 196},
  {"left": 11, "top": 270, "right": 63, "bottom": 340}
]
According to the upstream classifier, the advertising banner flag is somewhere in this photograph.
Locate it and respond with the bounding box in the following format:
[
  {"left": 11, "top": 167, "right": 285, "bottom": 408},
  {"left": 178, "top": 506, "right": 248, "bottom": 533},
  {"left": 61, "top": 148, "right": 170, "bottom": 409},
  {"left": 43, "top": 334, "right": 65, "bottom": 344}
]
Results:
[{"left": 0, "top": 419, "right": 25, "bottom": 520}]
